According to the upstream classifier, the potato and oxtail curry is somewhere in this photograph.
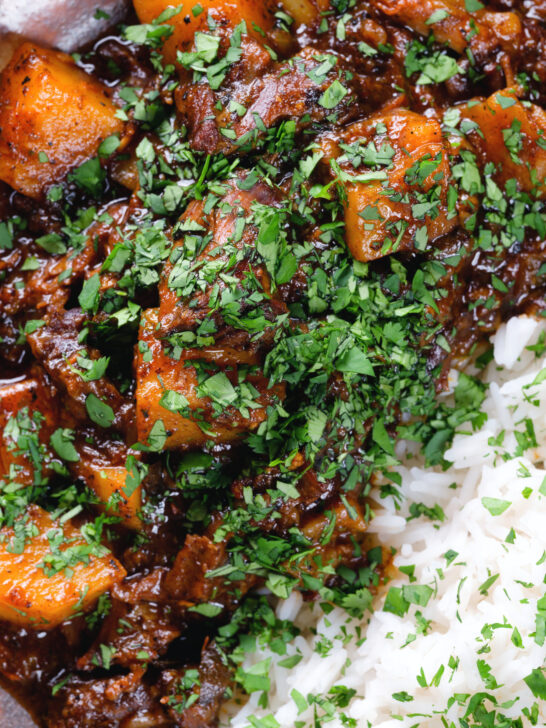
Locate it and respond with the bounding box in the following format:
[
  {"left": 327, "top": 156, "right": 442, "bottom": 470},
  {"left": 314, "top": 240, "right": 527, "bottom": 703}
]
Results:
[{"left": 0, "top": 0, "right": 544, "bottom": 724}]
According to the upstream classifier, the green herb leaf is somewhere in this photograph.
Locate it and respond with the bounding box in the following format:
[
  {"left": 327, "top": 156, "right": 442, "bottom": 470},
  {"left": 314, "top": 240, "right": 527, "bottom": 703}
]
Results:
[
  {"left": 198, "top": 372, "right": 237, "bottom": 407},
  {"left": 319, "top": 80, "right": 348, "bottom": 109},
  {"left": 464, "top": 0, "right": 484, "bottom": 10},
  {"left": 147, "top": 419, "right": 167, "bottom": 451},
  {"left": 70, "top": 158, "right": 105, "bottom": 198},
  {"left": 337, "top": 347, "right": 374, "bottom": 375},
  {"left": 50, "top": 428, "right": 79, "bottom": 462},
  {"left": 425, "top": 8, "right": 450, "bottom": 23},
  {"left": 402, "top": 584, "right": 434, "bottom": 607},
  {"left": 188, "top": 602, "right": 223, "bottom": 617},
  {"left": 36, "top": 233, "right": 66, "bottom": 255},
  {"left": 481, "top": 497, "right": 511, "bottom": 516},
  {"left": 78, "top": 274, "right": 101, "bottom": 313},
  {"left": 85, "top": 393, "right": 115, "bottom": 428},
  {"left": 383, "top": 587, "right": 409, "bottom": 616},
  {"left": 392, "top": 691, "right": 414, "bottom": 702},
  {"left": 524, "top": 668, "right": 546, "bottom": 699},
  {"left": 98, "top": 134, "right": 121, "bottom": 158}
]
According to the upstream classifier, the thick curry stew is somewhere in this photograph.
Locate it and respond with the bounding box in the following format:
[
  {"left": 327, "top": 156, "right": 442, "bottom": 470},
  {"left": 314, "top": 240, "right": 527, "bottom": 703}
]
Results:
[{"left": 0, "top": 0, "right": 544, "bottom": 725}]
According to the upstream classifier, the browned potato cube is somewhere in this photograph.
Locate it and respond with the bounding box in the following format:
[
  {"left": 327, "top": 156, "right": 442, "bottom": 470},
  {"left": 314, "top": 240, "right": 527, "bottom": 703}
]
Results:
[
  {"left": 133, "top": 0, "right": 276, "bottom": 63},
  {"left": 375, "top": 0, "right": 521, "bottom": 54},
  {"left": 0, "top": 43, "right": 124, "bottom": 199},
  {"left": 460, "top": 91, "right": 546, "bottom": 195},
  {"left": 85, "top": 466, "right": 143, "bottom": 531},
  {"left": 340, "top": 110, "right": 456, "bottom": 262},
  {"left": 0, "top": 505, "right": 126, "bottom": 628}
]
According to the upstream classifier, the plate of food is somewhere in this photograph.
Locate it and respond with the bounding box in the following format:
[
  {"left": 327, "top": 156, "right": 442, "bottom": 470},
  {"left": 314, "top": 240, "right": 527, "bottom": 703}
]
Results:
[{"left": 0, "top": 0, "right": 544, "bottom": 726}]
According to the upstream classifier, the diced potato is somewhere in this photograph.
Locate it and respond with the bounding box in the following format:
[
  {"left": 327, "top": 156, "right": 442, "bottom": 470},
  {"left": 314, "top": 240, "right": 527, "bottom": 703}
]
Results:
[
  {"left": 478, "top": 10, "right": 522, "bottom": 54},
  {"left": 0, "top": 43, "right": 124, "bottom": 199},
  {"left": 133, "top": 0, "right": 276, "bottom": 63},
  {"left": 0, "top": 376, "right": 58, "bottom": 484},
  {"left": 0, "top": 505, "right": 126, "bottom": 628},
  {"left": 374, "top": 0, "right": 521, "bottom": 54},
  {"left": 136, "top": 308, "right": 284, "bottom": 449},
  {"left": 460, "top": 91, "right": 546, "bottom": 195},
  {"left": 301, "top": 494, "right": 368, "bottom": 542},
  {"left": 110, "top": 155, "right": 140, "bottom": 191},
  {"left": 340, "top": 110, "right": 456, "bottom": 262},
  {"left": 375, "top": 0, "right": 468, "bottom": 51},
  {"left": 277, "top": 0, "right": 320, "bottom": 25},
  {"left": 70, "top": 440, "right": 143, "bottom": 529},
  {"left": 85, "top": 466, "right": 142, "bottom": 530}
]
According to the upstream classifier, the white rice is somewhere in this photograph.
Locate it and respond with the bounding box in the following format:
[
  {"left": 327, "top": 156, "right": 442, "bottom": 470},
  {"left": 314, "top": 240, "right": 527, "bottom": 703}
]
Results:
[{"left": 222, "top": 315, "right": 546, "bottom": 727}]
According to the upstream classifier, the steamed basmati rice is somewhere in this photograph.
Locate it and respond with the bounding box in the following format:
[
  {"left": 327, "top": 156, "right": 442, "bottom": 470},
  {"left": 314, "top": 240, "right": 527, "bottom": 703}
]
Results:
[{"left": 222, "top": 315, "right": 546, "bottom": 727}]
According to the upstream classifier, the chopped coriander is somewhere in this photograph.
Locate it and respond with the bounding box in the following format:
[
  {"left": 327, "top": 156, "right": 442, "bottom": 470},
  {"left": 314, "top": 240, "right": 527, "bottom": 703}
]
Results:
[
  {"left": 481, "top": 497, "right": 511, "bottom": 516},
  {"left": 85, "top": 393, "right": 115, "bottom": 428}
]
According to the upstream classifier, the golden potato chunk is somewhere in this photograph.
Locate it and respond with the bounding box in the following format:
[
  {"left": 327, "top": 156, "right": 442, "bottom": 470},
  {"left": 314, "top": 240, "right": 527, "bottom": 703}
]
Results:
[
  {"left": 374, "top": 0, "right": 521, "bottom": 55},
  {"left": 0, "top": 505, "right": 126, "bottom": 628},
  {"left": 136, "top": 308, "right": 284, "bottom": 449},
  {"left": 460, "top": 91, "right": 546, "bottom": 195},
  {"left": 277, "top": 0, "right": 331, "bottom": 26},
  {"left": 334, "top": 109, "right": 456, "bottom": 262},
  {"left": 82, "top": 465, "right": 143, "bottom": 531},
  {"left": 0, "top": 43, "right": 124, "bottom": 199},
  {"left": 133, "top": 0, "right": 276, "bottom": 63}
]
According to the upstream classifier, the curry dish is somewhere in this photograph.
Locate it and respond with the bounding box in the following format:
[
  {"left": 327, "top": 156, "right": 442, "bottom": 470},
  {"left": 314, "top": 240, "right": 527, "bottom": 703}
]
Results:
[{"left": 0, "top": 0, "right": 544, "bottom": 725}]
